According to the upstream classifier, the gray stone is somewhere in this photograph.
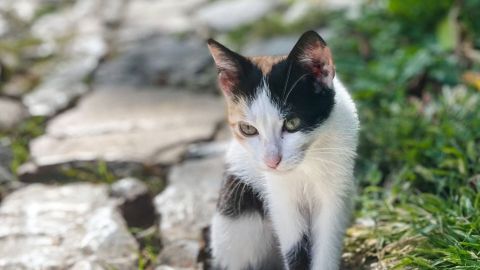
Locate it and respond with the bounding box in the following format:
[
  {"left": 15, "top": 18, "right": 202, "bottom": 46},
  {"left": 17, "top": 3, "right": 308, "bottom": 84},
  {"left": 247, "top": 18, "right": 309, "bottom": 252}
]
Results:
[
  {"left": 95, "top": 35, "right": 213, "bottom": 88},
  {"left": 1, "top": 74, "right": 39, "bottom": 98},
  {"left": 0, "top": 183, "right": 138, "bottom": 269},
  {"left": 158, "top": 239, "right": 201, "bottom": 269},
  {"left": 185, "top": 141, "right": 228, "bottom": 160},
  {"left": 26, "top": 0, "right": 106, "bottom": 57},
  {"left": 30, "top": 0, "right": 121, "bottom": 43},
  {"left": 70, "top": 260, "right": 105, "bottom": 270},
  {"left": 110, "top": 177, "right": 156, "bottom": 228},
  {"left": 155, "top": 156, "right": 224, "bottom": 267},
  {"left": 0, "top": 0, "right": 42, "bottom": 22},
  {"left": 24, "top": 26, "right": 108, "bottom": 117},
  {"left": 118, "top": 0, "right": 207, "bottom": 41},
  {"left": 242, "top": 36, "right": 298, "bottom": 56},
  {"left": 22, "top": 0, "right": 110, "bottom": 116},
  {"left": 0, "top": 98, "right": 29, "bottom": 131},
  {"left": 111, "top": 177, "right": 149, "bottom": 201},
  {"left": 99, "top": 0, "right": 128, "bottom": 26},
  {"left": 0, "top": 140, "right": 14, "bottom": 185},
  {"left": 156, "top": 265, "right": 196, "bottom": 270},
  {"left": 31, "top": 10, "right": 75, "bottom": 48},
  {"left": 194, "top": 0, "right": 279, "bottom": 32},
  {"left": 30, "top": 87, "right": 225, "bottom": 166},
  {"left": 22, "top": 58, "right": 94, "bottom": 116},
  {"left": 0, "top": 14, "right": 8, "bottom": 37}
]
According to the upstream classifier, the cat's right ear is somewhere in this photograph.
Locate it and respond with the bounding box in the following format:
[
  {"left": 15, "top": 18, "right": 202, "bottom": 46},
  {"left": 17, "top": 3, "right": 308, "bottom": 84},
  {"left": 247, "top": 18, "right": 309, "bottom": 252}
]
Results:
[
  {"left": 288, "top": 31, "right": 335, "bottom": 89},
  {"left": 207, "top": 39, "right": 248, "bottom": 96}
]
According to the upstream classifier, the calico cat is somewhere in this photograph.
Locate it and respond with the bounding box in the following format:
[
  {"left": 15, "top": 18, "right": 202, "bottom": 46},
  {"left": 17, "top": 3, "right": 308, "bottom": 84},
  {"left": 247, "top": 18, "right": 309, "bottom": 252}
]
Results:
[{"left": 207, "top": 30, "right": 359, "bottom": 270}]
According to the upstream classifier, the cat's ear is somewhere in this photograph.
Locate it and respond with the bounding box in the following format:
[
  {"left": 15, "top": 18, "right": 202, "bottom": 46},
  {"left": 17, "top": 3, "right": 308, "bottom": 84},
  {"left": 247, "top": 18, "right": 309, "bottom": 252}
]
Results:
[
  {"left": 288, "top": 31, "right": 335, "bottom": 89},
  {"left": 207, "top": 39, "right": 251, "bottom": 96}
]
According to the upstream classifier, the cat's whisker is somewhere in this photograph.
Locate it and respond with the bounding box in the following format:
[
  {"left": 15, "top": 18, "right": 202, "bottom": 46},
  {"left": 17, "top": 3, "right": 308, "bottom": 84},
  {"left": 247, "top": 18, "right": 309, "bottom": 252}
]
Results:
[
  {"left": 309, "top": 147, "right": 356, "bottom": 153},
  {"left": 281, "top": 61, "right": 293, "bottom": 101},
  {"left": 307, "top": 152, "right": 354, "bottom": 157},
  {"left": 236, "top": 181, "right": 249, "bottom": 214},
  {"left": 311, "top": 158, "right": 350, "bottom": 171},
  {"left": 226, "top": 179, "right": 243, "bottom": 206},
  {"left": 311, "top": 147, "right": 355, "bottom": 150},
  {"left": 307, "top": 150, "right": 356, "bottom": 156},
  {"left": 308, "top": 151, "right": 355, "bottom": 155},
  {"left": 283, "top": 73, "right": 308, "bottom": 105},
  {"left": 308, "top": 148, "right": 356, "bottom": 153}
]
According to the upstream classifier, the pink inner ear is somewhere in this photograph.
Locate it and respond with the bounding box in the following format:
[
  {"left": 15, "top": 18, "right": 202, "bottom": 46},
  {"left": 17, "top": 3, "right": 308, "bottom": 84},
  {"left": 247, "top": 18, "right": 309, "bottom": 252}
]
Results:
[
  {"left": 218, "top": 71, "right": 237, "bottom": 95},
  {"left": 310, "top": 62, "right": 329, "bottom": 78},
  {"left": 300, "top": 43, "right": 335, "bottom": 88}
]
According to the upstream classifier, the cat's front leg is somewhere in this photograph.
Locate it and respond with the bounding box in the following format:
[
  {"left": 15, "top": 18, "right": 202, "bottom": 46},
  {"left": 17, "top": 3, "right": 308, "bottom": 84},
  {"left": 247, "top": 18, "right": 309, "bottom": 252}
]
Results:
[
  {"left": 211, "top": 175, "right": 284, "bottom": 270},
  {"left": 266, "top": 183, "right": 312, "bottom": 270},
  {"left": 310, "top": 194, "right": 352, "bottom": 270}
]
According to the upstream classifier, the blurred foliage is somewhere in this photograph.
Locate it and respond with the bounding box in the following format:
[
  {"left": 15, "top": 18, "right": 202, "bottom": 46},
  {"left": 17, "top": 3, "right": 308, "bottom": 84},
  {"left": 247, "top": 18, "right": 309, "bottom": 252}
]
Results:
[
  {"left": 1, "top": 116, "right": 46, "bottom": 172},
  {"left": 326, "top": 0, "right": 480, "bottom": 269},
  {"left": 59, "top": 161, "right": 117, "bottom": 184},
  {"left": 226, "top": 4, "right": 340, "bottom": 49},
  {"left": 132, "top": 226, "right": 162, "bottom": 270}
]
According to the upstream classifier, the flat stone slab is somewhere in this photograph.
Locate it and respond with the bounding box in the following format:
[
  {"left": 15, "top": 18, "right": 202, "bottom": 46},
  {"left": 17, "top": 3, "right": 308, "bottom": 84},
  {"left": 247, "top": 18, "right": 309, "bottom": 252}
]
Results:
[
  {"left": 0, "top": 183, "right": 138, "bottom": 269},
  {"left": 23, "top": 58, "right": 96, "bottom": 117},
  {"left": 30, "top": 87, "right": 225, "bottom": 166},
  {"left": 21, "top": 0, "right": 112, "bottom": 117},
  {"left": 155, "top": 155, "right": 224, "bottom": 267},
  {"left": 194, "top": 0, "right": 279, "bottom": 32},
  {"left": 119, "top": 0, "right": 207, "bottom": 40},
  {"left": 95, "top": 35, "right": 213, "bottom": 89}
]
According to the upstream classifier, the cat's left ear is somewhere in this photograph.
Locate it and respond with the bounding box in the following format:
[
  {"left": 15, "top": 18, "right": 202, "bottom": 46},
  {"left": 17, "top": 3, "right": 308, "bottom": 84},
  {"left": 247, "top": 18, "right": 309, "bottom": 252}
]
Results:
[
  {"left": 207, "top": 38, "right": 252, "bottom": 96},
  {"left": 288, "top": 30, "right": 335, "bottom": 89}
]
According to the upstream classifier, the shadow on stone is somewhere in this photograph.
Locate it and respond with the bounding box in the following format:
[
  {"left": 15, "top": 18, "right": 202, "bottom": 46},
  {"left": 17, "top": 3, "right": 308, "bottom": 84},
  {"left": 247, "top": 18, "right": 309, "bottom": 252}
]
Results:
[{"left": 111, "top": 177, "right": 157, "bottom": 228}]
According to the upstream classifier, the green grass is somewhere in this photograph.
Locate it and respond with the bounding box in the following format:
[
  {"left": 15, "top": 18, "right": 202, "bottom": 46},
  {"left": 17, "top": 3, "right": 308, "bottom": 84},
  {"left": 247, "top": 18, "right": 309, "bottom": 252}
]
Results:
[
  {"left": 4, "top": 116, "right": 46, "bottom": 172},
  {"left": 329, "top": 1, "right": 480, "bottom": 269},
  {"left": 130, "top": 227, "right": 162, "bottom": 270}
]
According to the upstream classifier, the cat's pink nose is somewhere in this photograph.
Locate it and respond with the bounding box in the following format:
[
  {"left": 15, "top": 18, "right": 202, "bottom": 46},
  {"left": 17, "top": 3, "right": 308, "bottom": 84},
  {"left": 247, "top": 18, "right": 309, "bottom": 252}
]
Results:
[{"left": 265, "top": 155, "right": 282, "bottom": 169}]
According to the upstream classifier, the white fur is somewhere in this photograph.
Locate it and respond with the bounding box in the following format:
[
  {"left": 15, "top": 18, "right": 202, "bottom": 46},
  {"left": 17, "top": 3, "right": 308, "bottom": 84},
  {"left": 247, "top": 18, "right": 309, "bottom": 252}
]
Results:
[
  {"left": 211, "top": 77, "right": 359, "bottom": 270},
  {"left": 211, "top": 213, "right": 278, "bottom": 270}
]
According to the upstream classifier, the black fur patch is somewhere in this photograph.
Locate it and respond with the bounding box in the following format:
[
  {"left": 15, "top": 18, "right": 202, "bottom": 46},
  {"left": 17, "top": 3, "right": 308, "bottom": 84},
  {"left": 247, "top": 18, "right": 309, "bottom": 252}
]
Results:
[
  {"left": 209, "top": 31, "right": 335, "bottom": 132},
  {"left": 227, "top": 57, "right": 335, "bottom": 132},
  {"left": 286, "top": 233, "right": 312, "bottom": 270},
  {"left": 208, "top": 39, "right": 263, "bottom": 102},
  {"left": 217, "top": 174, "right": 266, "bottom": 218},
  {"left": 245, "top": 256, "right": 285, "bottom": 270},
  {"left": 268, "top": 58, "right": 335, "bottom": 132},
  {"left": 225, "top": 55, "right": 263, "bottom": 104}
]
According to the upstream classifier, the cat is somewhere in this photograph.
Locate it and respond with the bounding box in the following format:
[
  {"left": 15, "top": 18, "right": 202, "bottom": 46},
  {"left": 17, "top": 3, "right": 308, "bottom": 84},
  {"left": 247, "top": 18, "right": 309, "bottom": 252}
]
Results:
[{"left": 207, "top": 30, "right": 359, "bottom": 270}]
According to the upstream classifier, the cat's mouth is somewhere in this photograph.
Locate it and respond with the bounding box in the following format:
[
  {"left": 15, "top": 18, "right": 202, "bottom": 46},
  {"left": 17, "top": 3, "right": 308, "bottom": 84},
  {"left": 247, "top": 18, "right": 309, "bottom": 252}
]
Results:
[{"left": 262, "top": 158, "right": 303, "bottom": 173}]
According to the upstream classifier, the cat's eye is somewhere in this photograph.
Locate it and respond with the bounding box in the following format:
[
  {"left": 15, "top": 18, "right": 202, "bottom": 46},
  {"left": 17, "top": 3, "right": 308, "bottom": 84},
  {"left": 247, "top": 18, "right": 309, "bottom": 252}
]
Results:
[
  {"left": 239, "top": 122, "right": 258, "bottom": 136},
  {"left": 284, "top": 117, "right": 301, "bottom": 132}
]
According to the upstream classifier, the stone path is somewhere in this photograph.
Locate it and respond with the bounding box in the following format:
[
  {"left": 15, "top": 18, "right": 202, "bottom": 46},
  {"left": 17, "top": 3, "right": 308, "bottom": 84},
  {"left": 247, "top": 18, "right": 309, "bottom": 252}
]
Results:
[
  {"left": 30, "top": 87, "right": 224, "bottom": 166},
  {"left": 155, "top": 155, "right": 224, "bottom": 268},
  {"left": 0, "top": 183, "right": 138, "bottom": 269},
  {"left": 1, "top": 0, "right": 231, "bottom": 268},
  {"left": 0, "top": 0, "right": 360, "bottom": 269}
]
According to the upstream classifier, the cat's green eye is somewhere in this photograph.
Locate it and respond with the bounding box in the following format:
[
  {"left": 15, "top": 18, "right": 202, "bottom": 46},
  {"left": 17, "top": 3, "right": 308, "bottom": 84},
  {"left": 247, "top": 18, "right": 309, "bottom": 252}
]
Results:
[
  {"left": 284, "top": 117, "right": 301, "bottom": 132},
  {"left": 239, "top": 122, "right": 258, "bottom": 136}
]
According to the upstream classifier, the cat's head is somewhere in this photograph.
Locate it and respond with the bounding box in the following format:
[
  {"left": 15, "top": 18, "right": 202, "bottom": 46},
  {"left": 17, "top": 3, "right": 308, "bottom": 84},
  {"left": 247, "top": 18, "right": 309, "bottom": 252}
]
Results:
[{"left": 208, "top": 31, "right": 335, "bottom": 172}]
